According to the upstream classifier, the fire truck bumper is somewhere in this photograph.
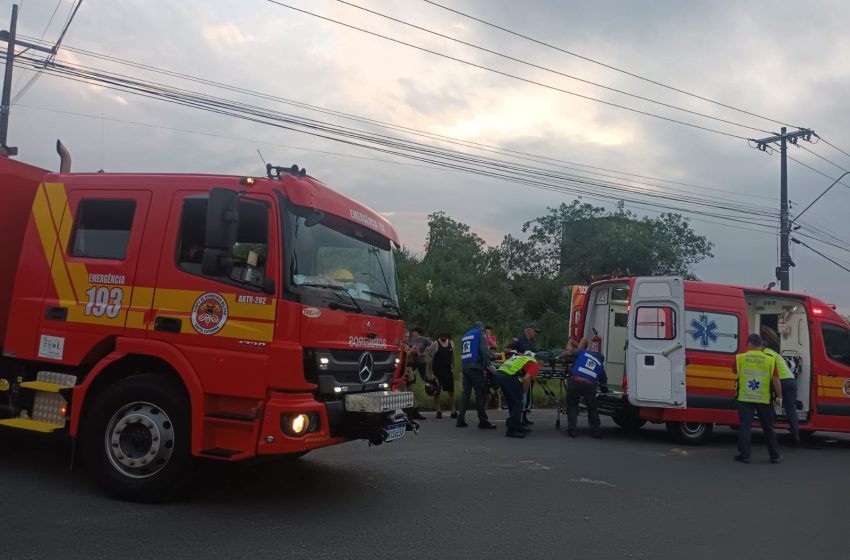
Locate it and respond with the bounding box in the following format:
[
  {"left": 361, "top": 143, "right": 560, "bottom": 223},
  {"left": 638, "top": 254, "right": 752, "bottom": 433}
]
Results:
[
  {"left": 336, "top": 391, "right": 416, "bottom": 445},
  {"left": 256, "top": 391, "right": 415, "bottom": 455}
]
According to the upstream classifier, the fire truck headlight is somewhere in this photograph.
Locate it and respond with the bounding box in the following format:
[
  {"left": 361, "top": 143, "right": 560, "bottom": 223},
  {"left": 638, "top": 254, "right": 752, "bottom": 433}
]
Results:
[
  {"left": 379, "top": 382, "right": 389, "bottom": 389},
  {"left": 281, "top": 412, "right": 319, "bottom": 437},
  {"left": 288, "top": 413, "right": 309, "bottom": 436},
  {"left": 394, "top": 358, "right": 400, "bottom": 366},
  {"left": 319, "top": 357, "right": 330, "bottom": 370}
]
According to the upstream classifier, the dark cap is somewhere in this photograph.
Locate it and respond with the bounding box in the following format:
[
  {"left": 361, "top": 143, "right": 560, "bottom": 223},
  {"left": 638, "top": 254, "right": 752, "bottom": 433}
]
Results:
[
  {"left": 525, "top": 323, "right": 541, "bottom": 332},
  {"left": 746, "top": 333, "right": 764, "bottom": 347}
]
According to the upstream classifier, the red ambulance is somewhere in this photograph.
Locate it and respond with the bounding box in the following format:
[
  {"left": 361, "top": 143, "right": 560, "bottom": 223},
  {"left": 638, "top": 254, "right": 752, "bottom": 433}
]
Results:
[{"left": 576, "top": 276, "right": 850, "bottom": 444}]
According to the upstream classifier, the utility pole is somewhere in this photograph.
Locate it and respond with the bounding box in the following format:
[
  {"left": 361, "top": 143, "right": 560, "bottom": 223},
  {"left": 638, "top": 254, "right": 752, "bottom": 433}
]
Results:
[
  {"left": 754, "top": 127, "right": 814, "bottom": 291},
  {"left": 0, "top": 3, "right": 55, "bottom": 157}
]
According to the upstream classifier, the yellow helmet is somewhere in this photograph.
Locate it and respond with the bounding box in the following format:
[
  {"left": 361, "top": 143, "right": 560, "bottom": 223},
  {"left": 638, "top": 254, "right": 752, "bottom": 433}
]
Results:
[{"left": 332, "top": 268, "right": 355, "bottom": 283}]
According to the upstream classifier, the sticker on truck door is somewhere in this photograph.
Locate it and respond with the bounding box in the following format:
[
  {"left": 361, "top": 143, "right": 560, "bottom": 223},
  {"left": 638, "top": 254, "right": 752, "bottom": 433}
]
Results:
[{"left": 191, "top": 293, "right": 228, "bottom": 335}]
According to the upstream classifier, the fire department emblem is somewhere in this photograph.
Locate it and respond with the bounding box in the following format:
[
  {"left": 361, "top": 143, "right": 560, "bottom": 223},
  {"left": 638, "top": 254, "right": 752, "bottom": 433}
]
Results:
[
  {"left": 191, "top": 293, "right": 229, "bottom": 335},
  {"left": 843, "top": 379, "right": 850, "bottom": 398}
]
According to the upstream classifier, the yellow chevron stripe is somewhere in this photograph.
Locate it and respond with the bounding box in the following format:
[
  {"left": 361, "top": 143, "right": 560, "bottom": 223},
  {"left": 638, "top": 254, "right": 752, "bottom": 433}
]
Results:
[
  {"left": 32, "top": 185, "right": 75, "bottom": 303},
  {"left": 43, "top": 183, "right": 71, "bottom": 252}
]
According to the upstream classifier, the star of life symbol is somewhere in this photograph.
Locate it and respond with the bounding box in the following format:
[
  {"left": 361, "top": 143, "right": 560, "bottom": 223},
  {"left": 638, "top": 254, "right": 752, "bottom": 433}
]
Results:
[
  {"left": 747, "top": 378, "right": 761, "bottom": 392},
  {"left": 689, "top": 314, "right": 718, "bottom": 349}
]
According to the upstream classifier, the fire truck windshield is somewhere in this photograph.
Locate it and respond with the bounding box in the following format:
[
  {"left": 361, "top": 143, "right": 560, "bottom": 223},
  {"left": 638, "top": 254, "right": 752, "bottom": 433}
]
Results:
[{"left": 287, "top": 206, "right": 399, "bottom": 311}]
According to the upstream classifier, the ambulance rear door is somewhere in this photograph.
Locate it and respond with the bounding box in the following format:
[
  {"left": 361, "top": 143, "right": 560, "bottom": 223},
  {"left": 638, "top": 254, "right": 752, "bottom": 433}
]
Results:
[{"left": 626, "top": 276, "right": 687, "bottom": 408}]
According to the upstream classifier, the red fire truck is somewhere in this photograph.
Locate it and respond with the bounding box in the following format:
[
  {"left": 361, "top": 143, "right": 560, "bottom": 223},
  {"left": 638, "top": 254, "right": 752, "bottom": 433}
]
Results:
[
  {"left": 576, "top": 276, "right": 850, "bottom": 444},
  {"left": 0, "top": 147, "right": 413, "bottom": 501}
]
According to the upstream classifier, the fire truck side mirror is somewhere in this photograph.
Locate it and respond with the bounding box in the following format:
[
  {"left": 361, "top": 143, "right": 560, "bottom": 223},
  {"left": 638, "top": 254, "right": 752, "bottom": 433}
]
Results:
[
  {"left": 206, "top": 188, "right": 240, "bottom": 249},
  {"left": 202, "top": 188, "right": 240, "bottom": 276}
]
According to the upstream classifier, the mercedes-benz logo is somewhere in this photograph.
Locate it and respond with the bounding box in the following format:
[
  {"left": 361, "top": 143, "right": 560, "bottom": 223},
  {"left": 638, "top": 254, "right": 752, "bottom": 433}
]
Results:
[{"left": 358, "top": 351, "right": 375, "bottom": 383}]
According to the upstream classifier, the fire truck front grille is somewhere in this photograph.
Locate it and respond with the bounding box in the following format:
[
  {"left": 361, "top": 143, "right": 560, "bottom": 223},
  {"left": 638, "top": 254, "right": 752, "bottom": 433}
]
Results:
[{"left": 305, "top": 348, "right": 398, "bottom": 395}]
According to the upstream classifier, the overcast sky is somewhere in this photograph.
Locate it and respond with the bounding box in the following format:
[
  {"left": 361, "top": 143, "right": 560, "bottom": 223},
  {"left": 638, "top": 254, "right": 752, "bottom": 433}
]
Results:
[{"left": 5, "top": 0, "right": 850, "bottom": 310}]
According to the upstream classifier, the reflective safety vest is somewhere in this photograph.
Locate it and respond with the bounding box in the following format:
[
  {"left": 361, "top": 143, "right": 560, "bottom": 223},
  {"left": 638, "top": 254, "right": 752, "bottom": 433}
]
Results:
[
  {"left": 735, "top": 350, "right": 776, "bottom": 404},
  {"left": 763, "top": 348, "right": 794, "bottom": 381},
  {"left": 571, "top": 350, "right": 604, "bottom": 383},
  {"left": 498, "top": 355, "right": 536, "bottom": 377},
  {"left": 460, "top": 327, "right": 481, "bottom": 365}
]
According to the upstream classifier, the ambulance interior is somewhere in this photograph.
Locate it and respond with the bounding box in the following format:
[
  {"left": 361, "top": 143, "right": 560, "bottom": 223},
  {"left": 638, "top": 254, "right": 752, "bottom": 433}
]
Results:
[
  {"left": 745, "top": 295, "right": 811, "bottom": 422},
  {"left": 583, "top": 283, "right": 630, "bottom": 391}
]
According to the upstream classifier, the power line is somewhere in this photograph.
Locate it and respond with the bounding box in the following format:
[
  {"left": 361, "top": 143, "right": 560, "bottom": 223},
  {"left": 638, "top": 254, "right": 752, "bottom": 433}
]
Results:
[
  {"left": 11, "top": 0, "right": 80, "bottom": 104},
  {"left": 8, "top": 49, "right": 785, "bottom": 234},
  {"left": 5, "top": 48, "right": 782, "bottom": 219},
  {"left": 814, "top": 133, "right": 850, "bottom": 160},
  {"left": 264, "top": 0, "right": 754, "bottom": 141},
  {"left": 18, "top": 35, "right": 775, "bottom": 202},
  {"left": 420, "top": 0, "right": 798, "bottom": 130},
  {"left": 16, "top": 102, "right": 784, "bottom": 238},
  {"left": 797, "top": 143, "right": 849, "bottom": 174},
  {"left": 333, "top": 0, "right": 774, "bottom": 135},
  {"left": 793, "top": 238, "right": 850, "bottom": 274}
]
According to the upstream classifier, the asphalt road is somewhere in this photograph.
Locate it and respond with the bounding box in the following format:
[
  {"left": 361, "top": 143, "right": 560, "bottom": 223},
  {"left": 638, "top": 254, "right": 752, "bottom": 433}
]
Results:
[{"left": 3, "top": 409, "right": 849, "bottom": 560}]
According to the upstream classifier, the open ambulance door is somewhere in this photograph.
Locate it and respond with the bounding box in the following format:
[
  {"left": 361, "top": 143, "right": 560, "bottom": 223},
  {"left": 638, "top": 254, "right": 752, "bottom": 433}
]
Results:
[{"left": 626, "top": 277, "right": 687, "bottom": 408}]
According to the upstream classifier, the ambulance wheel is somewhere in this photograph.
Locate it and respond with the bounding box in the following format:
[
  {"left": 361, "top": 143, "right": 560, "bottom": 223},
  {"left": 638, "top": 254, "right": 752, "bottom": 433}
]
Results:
[
  {"left": 83, "top": 374, "right": 192, "bottom": 503},
  {"left": 666, "top": 421, "right": 713, "bottom": 445},
  {"left": 612, "top": 415, "right": 647, "bottom": 431}
]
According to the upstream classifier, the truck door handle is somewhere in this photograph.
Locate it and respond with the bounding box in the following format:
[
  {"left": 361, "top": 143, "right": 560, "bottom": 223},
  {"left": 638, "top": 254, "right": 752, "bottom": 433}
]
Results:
[
  {"left": 154, "top": 316, "right": 182, "bottom": 333},
  {"left": 45, "top": 306, "right": 68, "bottom": 321}
]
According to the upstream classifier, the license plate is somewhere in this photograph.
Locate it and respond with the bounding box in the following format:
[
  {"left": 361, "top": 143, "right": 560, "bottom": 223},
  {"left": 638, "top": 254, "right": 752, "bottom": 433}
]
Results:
[{"left": 385, "top": 422, "right": 406, "bottom": 442}]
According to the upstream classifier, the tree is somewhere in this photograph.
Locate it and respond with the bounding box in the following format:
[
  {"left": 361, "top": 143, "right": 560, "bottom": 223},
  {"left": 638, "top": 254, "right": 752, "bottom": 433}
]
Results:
[
  {"left": 395, "top": 202, "right": 714, "bottom": 350},
  {"left": 520, "top": 201, "right": 713, "bottom": 282}
]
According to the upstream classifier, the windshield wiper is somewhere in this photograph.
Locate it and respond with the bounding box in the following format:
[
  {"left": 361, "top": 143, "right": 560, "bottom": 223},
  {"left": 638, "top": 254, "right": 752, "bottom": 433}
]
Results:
[
  {"left": 368, "top": 247, "right": 401, "bottom": 317},
  {"left": 299, "top": 283, "right": 362, "bottom": 313},
  {"left": 362, "top": 290, "right": 401, "bottom": 316}
]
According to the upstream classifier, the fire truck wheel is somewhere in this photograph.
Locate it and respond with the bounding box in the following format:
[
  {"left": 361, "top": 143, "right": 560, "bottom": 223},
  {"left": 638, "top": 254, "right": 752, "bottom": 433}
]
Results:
[
  {"left": 665, "top": 421, "right": 714, "bottom": 445},
  {"left": 83, "top": 374, "right": 192, "bottom": 503}
]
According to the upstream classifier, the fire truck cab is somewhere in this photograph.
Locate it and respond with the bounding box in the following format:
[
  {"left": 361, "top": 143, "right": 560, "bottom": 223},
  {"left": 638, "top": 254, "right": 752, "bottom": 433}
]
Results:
[
  {"left": 0, "top": 155, "right": 413, "bottom": 501},
  {"left": 580, "top": 276, "right": 850, "bottom": 444}
]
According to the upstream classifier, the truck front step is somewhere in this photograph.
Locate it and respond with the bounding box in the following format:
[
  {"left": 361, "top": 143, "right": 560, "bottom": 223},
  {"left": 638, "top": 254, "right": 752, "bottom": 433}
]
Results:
[
  {"left": 0, "top": 417, "right": 64, "bottom": 433},
  {"left": 19, "top": 381, "right": 70, "bottom": 393}
]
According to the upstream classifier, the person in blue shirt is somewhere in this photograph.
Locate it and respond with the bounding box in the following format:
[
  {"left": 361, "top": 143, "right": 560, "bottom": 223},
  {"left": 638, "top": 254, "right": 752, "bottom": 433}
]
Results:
[
  {"left": 565, "top": 349, "right": 608, "bottom": 439},
  {"left": 457, "top": 321, "right": 497, "bottom": 430}
]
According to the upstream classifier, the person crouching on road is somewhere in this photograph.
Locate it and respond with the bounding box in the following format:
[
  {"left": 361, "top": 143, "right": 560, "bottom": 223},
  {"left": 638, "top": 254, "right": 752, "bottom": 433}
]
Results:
[
  {"left": 566, "top": 348, "right": 607, "bottom": 439},
  {"left": 457, "top": 321, "right": 497, "bottom": 430},
  {"left": 734, "top": 334, "right": 782, "bottom": 464},
  {"left": 496, "top": 351, "right": 541, "bottom": 438}
]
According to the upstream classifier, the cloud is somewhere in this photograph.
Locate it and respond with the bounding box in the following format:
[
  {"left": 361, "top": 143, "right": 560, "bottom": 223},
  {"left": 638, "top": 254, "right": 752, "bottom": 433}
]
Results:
[{"left": 201, "top": 23, "right": 255, "bottom": 47}]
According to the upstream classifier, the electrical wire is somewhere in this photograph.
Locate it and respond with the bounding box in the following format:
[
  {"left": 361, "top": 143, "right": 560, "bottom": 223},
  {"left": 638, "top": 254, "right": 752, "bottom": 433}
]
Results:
[
  {"left": 5, "top": 49, "right": 782, "bottom": 222},
  {"left": 16, "top": 35, "right": 776, "bottom": 202},
  {"left": 420, "top": 0, "right": 799, "bottom": 130},
  {"left": 264, "top": 0, "right": 754, "bottom": 141},
  {"left": 813, "top": 133, "right": 850, "bottom": 160},
  {"left": 793, "top": 238, "right": 850, "bottom": 274},
  {"left": 11, "top": 0, "right": 81, "bottom": 104},
  {"left": 334, "top": 0, "right": 775, "bottom": 135}
]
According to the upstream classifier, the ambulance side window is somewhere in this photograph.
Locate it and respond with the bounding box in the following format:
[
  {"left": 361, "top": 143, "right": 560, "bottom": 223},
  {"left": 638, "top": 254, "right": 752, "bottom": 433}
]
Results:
[
  {"left": 822, "top": 323, "right": 850, "bottom": 367},
  {"left": 635, "top": 306, "right": 677, "bottom": 340},
  {"left": 70, "top": 199, "right": 136, "bottom": 260}
]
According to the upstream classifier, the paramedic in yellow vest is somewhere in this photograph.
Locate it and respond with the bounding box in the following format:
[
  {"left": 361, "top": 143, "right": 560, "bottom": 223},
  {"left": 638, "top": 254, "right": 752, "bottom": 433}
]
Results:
[
  {"left": 763, "top": 347, "right": 800, "bottom": 445},
  {"left": 496, "top": 352, "right": 541, "bottom": 439},
  {"left": 733, "top": 333, "right": 782, "bottom": 464}
]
